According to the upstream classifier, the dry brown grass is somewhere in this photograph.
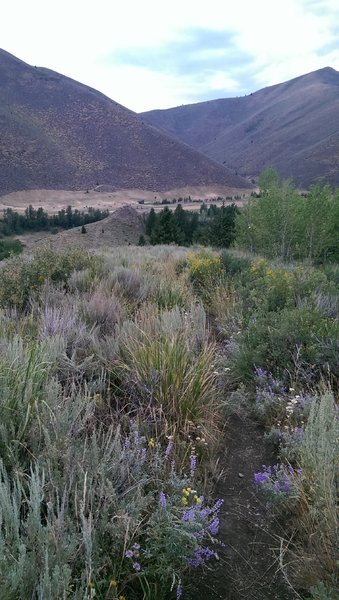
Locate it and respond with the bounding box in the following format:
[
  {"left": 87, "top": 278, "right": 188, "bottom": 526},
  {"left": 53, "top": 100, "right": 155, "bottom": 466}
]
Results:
[{"left": 0, "top": 185, "right": 250, "bottom": 214}]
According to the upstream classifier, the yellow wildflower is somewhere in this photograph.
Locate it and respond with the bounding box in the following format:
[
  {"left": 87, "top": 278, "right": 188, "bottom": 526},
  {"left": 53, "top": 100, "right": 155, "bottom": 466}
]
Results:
[
  {"left": 181, "top": 497, "right": 188, "bottom": 506},
  {"left": 118, "top": 596, "right": 126, "bottom": 600},
  {"left": 110, "top": 580, "right": 117, "bottom": 588},
  {"left": 148, "top": 438, "right": 156, "bottom": 448}
]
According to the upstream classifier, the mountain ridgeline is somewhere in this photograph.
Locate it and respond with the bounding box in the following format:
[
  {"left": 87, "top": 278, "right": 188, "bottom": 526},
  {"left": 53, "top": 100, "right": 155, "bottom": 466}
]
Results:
[
  {"left": 142, "top": 67, "right": 339, "bottom": 188},
  {"left": 0, "top": 49, "right": 250, "bottom": 196}
]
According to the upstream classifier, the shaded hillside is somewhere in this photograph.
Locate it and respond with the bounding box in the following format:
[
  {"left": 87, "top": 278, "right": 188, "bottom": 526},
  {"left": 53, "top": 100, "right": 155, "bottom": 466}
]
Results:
[
  {"left": 142, "top": 68, "right": 339, "bottom": 188},
  {"left": 0, "top": 49, "right": 251, "bottom": 196}
]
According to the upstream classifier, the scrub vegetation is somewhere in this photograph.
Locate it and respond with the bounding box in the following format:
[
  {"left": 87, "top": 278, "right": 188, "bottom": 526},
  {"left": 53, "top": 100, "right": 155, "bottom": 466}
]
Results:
[{"left": 0, "top": 170, "right": 337, "bottom": 599}]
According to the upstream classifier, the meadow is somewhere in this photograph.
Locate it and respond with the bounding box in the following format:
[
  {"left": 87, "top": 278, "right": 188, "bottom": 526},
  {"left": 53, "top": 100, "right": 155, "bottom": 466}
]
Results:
[{"left": 0, "top": 171, "right": 338, "bottom": 599}]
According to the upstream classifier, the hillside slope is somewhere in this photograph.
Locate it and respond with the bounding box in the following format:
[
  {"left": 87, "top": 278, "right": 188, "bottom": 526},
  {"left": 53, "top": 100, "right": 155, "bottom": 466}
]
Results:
[
  {"left": 0, "top": 49, "right": 250, "bottom": 195},
  {"left": 142, "top": 68, "right": 339, "bottom": 187}
]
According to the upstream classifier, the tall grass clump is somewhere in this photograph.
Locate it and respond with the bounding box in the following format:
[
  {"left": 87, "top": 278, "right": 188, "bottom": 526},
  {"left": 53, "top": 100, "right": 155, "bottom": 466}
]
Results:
[{"left": 113, "top": 304, "right": 220, "bottom": 434}]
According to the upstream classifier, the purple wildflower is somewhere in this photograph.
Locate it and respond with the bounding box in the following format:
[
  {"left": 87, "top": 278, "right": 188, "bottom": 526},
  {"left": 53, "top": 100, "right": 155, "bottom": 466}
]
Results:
[
  {"left": 199, "top": 507, "right": 210, "bottom": 519},
  {"left": 211, "top": 498, "right": 224, "bottom": 513},
  {"left": 165, "top": 441, "right": 173, "bottom": 457},
  {"left": 283, "top": 480, "right": 290, "bottom": 492},
  {"left": 132, "top": 543, "right": 140, "bottom": 551},
  {"left": 132, "top": 562, "right": 141, "bottom": 572},
  {"left": 188, "top": 546, "right": 217, "bottom": 568},
  {"left": 182, "top": 507, "right": 196, "bottom": 522},
  {"left": 208, "top": 517, "right": 220, "bottom": 535},
  {"left": 190, "top": 454, "right": 197, "bottom": 477},
  {"left": 125, "top": 550, "right": 133, "bottom": 558},
  {"left": 159, "top": 491, "right": 167, "bottom": 508},
  {"left": 254, "top": 472, "right": 270, "bottom": 485},
  {"left": 176, "top": 583, "right": 183, "bottom": 599},
  {"left": 274, "top": 481, "right": 281, "bottom": 492},
  {"left": 255, "top": 367, "right": 268, "bottom": 378}
]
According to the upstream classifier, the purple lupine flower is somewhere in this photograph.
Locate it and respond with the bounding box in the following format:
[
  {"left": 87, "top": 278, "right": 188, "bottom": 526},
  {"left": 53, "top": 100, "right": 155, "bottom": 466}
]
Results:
[
  {"left": 190, "top": 454, "right": 197, "bottom": 476},
  {"left": 283, "top": 479, "right": 290, "bottom": 492},
  {"left": 211, "top": 498, "right": 224, "bottom": 513},
  {"left": 124, "top": 437, "right": 130, "bottom": 449},
  {"left": 182, "top": 507, "right": 196, "bottom": 522},
  {"left": 199, "top": 507, "right": 210, "bottom": 519},
  {"left": 132, "top": 543, "right": 140, "bottom": 551},
  {"left": 132, "top": 562, "right": 141, "bottom": 571},
  {"left": 254, "top": 472, "right": 269, "bottom": 485},
  {"left": 176, "top": 583, "right": 183, "bottom": 599},
  {"left": 159, "top": 491, "right": 167, "bottom": 508},
  {"left": 140, "top": 448, "right": 147, "bottom": 464},
  {"left": 125, "top": 550, "right": 133, "bottom": 558},
  {"left": 188, "top": 546, "right": 217, "bottom": 568},
  {"left": 274, "top": 480, "right": 281, "bottom": 492},
  {"left": 165, "top": 441, "right": 173, "bottom": 457},
  {"left": 208, "top": 517, "right": 220, "bottom": 535}
]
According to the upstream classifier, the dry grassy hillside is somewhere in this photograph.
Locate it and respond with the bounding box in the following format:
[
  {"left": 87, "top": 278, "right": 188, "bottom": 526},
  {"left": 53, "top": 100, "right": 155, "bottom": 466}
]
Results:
[
  {"left": 142, "top": 67, "right": 339, "bottom": 187},
  {"left": 0, "top": 49, "right": 251, "bottom": 195}
]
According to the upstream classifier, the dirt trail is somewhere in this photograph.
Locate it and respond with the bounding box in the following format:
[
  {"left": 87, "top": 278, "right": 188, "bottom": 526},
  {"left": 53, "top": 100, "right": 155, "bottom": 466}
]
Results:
[{"left": 190, "top": 412, "right": 297, "bottom": 600}]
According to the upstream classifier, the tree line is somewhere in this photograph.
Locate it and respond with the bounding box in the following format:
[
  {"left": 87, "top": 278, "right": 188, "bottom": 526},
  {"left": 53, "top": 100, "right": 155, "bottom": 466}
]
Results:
[
  {"left": 143, "top": 203, "right": 239, "bottom": 248},
  {"left": 143, "top": 169, "right": 339, "bottom": 263},
  {"left": 0, "top": 205, "right": 109, "bottom": 237}
]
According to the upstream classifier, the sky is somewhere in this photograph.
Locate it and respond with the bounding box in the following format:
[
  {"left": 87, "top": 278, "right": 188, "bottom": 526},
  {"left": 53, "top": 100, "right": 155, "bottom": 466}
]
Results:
[{"left": 2, "top": 0, "right": 339, "bottom": 112}]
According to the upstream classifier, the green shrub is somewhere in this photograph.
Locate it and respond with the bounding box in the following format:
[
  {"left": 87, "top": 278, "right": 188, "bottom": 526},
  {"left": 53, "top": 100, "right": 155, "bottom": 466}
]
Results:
[
  {"left": 0, "top": 247, "right": 95, "bottom": 309},
  {"left": 234, "top": 307, "right": 339, "bottom": 385},
  {"left": 0, "top": 238, "right": 23, "bottom": 261},
  {"left": 220, "top": 250, "right": 251, "bottom": 275}
]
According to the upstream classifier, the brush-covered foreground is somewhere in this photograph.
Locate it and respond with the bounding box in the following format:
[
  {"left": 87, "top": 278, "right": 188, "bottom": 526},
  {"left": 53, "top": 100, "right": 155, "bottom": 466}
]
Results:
[{"left": 0, "top": 244, "right": 337, "bottom": 599}]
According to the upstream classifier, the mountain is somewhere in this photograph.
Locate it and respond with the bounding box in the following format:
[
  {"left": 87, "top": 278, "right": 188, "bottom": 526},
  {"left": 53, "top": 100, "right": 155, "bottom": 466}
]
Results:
[
  {"left": 0, "top": 49, "right": 250, "bottom": 196},
  {"left": 142, "top": 68, "right": 339, "bottom": 188}
]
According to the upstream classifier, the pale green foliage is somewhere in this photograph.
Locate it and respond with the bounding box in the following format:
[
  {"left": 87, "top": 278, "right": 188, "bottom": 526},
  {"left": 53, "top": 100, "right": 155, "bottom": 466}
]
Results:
[
  {"left": 286, "top": 392, "right": 338, "bottom": 590},
  {"left": 236, "top": 169, "right": 339, "bottom": 262}
]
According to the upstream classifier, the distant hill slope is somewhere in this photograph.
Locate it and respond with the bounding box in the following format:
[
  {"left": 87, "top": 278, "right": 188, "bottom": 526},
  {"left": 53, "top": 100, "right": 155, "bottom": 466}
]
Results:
[
  {"left": 142, "top": 68, "right": 339, "bottom": 188},
  {"left": 0, "top": 49, "right": 251, "bottom": 196}
]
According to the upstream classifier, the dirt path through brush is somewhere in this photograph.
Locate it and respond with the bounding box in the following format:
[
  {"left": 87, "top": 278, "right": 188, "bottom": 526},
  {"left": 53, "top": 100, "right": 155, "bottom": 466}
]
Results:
[{"left": 189, "top": 412, "right": 297, "bottom": 599}]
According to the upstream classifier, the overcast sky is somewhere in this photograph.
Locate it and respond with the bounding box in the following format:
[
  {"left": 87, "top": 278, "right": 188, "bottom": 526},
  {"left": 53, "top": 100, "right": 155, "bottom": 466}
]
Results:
[{"left": 2, "top": 0, "right": 339, "bottom": 112}]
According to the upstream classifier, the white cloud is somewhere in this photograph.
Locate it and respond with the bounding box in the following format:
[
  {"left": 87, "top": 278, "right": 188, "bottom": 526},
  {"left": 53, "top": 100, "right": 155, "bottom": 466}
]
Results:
[{"left": 1, "top": 0, "right": 339, "bottom": 110}]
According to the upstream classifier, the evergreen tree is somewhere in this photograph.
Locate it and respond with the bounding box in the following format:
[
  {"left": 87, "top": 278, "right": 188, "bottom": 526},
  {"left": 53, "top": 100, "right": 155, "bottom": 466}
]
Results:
[
  {"left": 145, "top": 208, "right": 157, "bottom": 236},
  {"left": 209, "top": 204, "right": 239, "bottom": 247},
  {"left": 150, "top": 207, "right": 184, "bottom": 245}
]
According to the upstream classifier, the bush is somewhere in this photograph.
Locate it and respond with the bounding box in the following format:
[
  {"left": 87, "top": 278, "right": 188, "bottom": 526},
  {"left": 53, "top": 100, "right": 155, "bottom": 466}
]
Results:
[
  {"left": 0, "top": 247, "right": 95, "bottom": 309},
  {"left": 220, "top": 250, "right": 251, "bottom": 276},
  {"left": 284, "top": 393, "right": 338, "bottom": 591},
  {"left": 0, "top": 238, "right": 23, "bottom": 261},
  {"left": 234, "top": 307, "right": 339, "bottom": 385}
]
